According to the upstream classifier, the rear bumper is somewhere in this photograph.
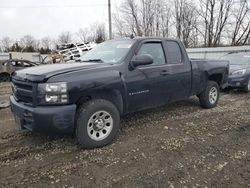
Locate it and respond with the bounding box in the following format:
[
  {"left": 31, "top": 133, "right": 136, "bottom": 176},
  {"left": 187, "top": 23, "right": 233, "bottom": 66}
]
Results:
[{"left": 10, "top": 96, "right": 76, "bottom": 134}]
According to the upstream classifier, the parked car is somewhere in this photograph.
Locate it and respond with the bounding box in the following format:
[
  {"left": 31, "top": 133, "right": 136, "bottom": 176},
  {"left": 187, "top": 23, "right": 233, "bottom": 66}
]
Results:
[
  {"left": 0, "top": 59, "right": 38, "bottom": 82},
  {"left": 220, "top": 52, "right": 250, "bottom": 92},
  {"left": 10, "top": 38, "right": 229, "bottom": 148}
]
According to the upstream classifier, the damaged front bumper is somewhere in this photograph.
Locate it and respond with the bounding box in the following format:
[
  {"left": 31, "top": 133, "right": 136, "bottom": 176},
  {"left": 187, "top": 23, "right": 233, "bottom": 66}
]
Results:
[{"left": 10, "top": 96, "right": 76, "bottom": 134}]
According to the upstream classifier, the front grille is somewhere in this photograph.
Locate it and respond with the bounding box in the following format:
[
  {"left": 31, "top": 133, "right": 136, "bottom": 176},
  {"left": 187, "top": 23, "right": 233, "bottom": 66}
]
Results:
[{"left": 12, "top": 79, "right": 35, "bottom": 105}]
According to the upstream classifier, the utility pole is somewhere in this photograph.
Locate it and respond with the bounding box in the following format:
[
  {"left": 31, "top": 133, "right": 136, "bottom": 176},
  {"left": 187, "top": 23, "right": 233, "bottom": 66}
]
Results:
[{"left": 108, "top": 0, "right": 112, "bottom": 40}]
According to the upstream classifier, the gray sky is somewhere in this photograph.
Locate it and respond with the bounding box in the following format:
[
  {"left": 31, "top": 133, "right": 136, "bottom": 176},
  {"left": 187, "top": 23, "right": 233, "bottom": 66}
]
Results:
[{"left": 0, "top": 0, "right": 121, "bottom": 39}]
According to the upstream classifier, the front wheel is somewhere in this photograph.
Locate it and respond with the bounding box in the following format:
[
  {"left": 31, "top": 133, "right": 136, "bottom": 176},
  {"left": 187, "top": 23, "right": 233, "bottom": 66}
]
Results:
[
  {"left": 198, "top": 81, "right": 219, "bottom": 108},
  {"left": 243, "top": 78, "right": 250, "bottom": 92},
  {"left": 0, "top": 73, "right": 10, "bottom": 82},
  {"left": 76, "top": 99, "right": 120, "bottom": 149}
]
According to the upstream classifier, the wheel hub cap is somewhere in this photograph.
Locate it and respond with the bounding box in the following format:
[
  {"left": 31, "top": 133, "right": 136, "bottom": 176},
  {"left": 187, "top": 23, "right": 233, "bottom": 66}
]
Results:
[
  {"left": 94, "top": 119, "right": 105, "bottom": 131},
  {"left": 87, "top": 110, "right": 113, "bottom": 141},
  {"left": 209, "top": 87, "right": 218, "bottom": 104}
]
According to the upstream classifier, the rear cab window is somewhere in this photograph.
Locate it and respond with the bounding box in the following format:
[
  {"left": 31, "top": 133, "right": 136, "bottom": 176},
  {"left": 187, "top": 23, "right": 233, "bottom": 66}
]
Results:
[{"left": 164, "top": 41, "right": 184, "bottom": 64}]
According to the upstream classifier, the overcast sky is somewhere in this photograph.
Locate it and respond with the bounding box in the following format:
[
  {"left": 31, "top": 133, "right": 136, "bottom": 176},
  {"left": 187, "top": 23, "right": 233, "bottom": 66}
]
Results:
[{"left": 0, "top": 0, "right": 122, "bottom": 39}]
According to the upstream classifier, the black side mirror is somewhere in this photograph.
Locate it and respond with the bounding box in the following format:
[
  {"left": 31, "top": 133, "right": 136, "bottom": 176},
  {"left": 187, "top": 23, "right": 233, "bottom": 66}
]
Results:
[{"left": 131, "top": 54, "right": 154, "bottom": 68}]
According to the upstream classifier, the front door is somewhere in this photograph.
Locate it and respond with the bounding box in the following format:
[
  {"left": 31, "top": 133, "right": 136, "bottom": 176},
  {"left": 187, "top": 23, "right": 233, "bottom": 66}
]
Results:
[{"left": 125, "top": 40, "right": 172, "bottom": 111}]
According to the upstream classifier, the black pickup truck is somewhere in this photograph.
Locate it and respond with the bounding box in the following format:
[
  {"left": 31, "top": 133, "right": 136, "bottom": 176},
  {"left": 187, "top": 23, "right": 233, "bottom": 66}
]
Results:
[{"left": 10, "top": 37, "right": 229, "bottom": 148}]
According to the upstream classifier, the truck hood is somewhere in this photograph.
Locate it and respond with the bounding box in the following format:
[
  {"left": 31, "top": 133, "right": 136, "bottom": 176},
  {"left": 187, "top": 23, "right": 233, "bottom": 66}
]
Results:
[
  {"left": 12, "top": 62, "right": 111, "bottom": 82},
  {"left": 229, "top": 64, "right": 250, "bottom": 74}
]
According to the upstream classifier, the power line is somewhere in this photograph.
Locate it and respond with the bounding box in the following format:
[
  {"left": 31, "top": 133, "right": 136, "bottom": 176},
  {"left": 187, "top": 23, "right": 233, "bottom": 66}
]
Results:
[{"left": 0, "top": 4, "right": 107, "bottom": 9}]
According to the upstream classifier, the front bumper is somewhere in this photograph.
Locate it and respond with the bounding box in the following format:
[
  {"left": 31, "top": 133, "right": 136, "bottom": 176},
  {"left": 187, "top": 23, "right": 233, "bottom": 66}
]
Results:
[
  {"left": 10, "top": 96, "right": 76, "bottom": 134},
  {"left": 228, "top": 75, "right": 249, "bottom": 89}
]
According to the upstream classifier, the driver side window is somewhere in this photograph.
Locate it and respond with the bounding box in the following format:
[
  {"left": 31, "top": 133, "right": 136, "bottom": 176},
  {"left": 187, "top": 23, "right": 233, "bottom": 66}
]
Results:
[{"left": 137, "top": 43, "right": 166, "bottom": 65}]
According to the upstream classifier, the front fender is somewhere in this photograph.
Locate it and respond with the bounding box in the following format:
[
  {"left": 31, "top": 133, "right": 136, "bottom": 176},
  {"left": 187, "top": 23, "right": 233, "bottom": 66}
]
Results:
[{"left": 67, "top": 70, "right": 126, "bottom": 114}]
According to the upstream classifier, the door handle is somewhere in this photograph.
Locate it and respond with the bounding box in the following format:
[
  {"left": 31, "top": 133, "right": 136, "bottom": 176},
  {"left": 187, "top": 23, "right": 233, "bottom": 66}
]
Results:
[{"left": 160, "top": 70, "right": 170, "bottom": 76}]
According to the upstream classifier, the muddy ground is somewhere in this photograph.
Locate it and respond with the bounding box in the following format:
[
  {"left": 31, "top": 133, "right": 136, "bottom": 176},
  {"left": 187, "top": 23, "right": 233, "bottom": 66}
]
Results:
[{"left": 0, "top": 82, "right": 249, "bottom": 188}]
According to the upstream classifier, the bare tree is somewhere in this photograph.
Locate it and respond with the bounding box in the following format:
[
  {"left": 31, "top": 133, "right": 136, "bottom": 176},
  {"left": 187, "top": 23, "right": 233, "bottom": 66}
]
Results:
[
  {"left": 198, "top": 0, "right": 233, "bottom": 47},
  {"left": 158, "top": 1, "right": 173, "bottom": 37},
  {"left": 141, "top": 0, "right": 155, "bottom": 36},
  {"left": 231, "top": 0, "right": 250, "bottom": 45},
  {"left": 33, "top": 40, "right": 40, "bottom": 51},
  {"left": 76, "top": 27, "right": 99, "bottom": 43},
  {"left": 174, "top": 0, "right": 198, "bottom": 47},
  {"left": 95, "top": 24, "right": 106, "bottom": 43},
  {"left": 113, "top": 12, "right": 130, "bottom": 37},
  {"left": 1, "top": 37, "right": 12, "bottom": 52},
  {"left": 1, "top": 0, "right": 248, "bottom": 51},
  {"left": 175, "top": 0, "right": 183, "bottom": 39},
  {"left": 114, "top": 0, "right": 199, "bottom": 45},
  {"left": 213, "top": 0, "right": 233, "bottom": 46},
  {"left": 120, "top": 0, "right": 143, "bottom": 36},
  {"left": 77, "top": 28, "right": 89, "bottom": 43},
  {"left": 58, "top": 32, "right": 72, "bottom": 44},
  {"left": 20, "top": 35, "right": 35, "bottom": 48},
  {"left": 41, "top": 37, "right": 52, "bottom": 49},
  {"left": 114, "top": 0, "right": 173, "bottom": 37}
]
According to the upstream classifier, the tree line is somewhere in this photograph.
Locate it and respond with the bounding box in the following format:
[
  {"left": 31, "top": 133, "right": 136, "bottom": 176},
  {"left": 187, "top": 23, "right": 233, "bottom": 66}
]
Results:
[
  {"left": 1, "top": 0, "right": 249, "bottom": 53},
  {"left": 113, "top": 0, "right": 249, "bottom": 47},
  {"left": 0, "top": 23, "right": 106, "bottom": 53}
]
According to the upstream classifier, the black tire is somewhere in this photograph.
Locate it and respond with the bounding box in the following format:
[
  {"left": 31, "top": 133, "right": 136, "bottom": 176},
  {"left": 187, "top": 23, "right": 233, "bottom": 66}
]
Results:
[
  {"left": 76, "top": 99, "right": 120, "bottom": 149},
  {"left": 0, "top": 73, "right": 10, "bottom": 82},
  {"left": 198, "top": 81, "right": 219, "bottom": 108},
  {"left": 243, "top": 77, "right": 250, "bottom": 92}
]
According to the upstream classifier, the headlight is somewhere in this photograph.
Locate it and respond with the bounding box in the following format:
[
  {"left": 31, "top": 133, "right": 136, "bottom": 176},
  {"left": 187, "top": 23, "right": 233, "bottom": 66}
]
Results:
[
  {"left": 38, "top": 82, "right": 68, "bottom": 104},
  {"left": 231, "top": 69, "right": 246, "bottom": 75}
]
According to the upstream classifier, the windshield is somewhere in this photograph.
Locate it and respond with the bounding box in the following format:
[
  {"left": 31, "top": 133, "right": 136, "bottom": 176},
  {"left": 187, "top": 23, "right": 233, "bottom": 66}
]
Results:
[
  {"left": 80, "top": 40, "right": 135, "bottom": 64},
  {"left": 220, "top": 53, "right": 250, "bottom": 65}
]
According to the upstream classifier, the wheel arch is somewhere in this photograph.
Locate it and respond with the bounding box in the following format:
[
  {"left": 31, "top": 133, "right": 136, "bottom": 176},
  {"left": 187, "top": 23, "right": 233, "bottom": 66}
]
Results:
[
  {"left": 208, "top": 73, "right": 223, "bottom": 87},
  {"left": 75, "top": 89, "right": 124, "bottom": 115}
]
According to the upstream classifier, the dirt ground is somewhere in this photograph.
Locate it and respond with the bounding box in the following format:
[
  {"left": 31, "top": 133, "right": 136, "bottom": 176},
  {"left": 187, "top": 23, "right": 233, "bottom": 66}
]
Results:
[{"left": 0, "top": 82, "right": 249, "bottom": 188}]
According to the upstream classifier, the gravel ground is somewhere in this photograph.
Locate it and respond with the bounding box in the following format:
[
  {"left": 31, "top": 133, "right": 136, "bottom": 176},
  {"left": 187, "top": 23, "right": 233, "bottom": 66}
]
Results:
[{"left": 0, "top": 82, "right": 249, "bottom": 188}]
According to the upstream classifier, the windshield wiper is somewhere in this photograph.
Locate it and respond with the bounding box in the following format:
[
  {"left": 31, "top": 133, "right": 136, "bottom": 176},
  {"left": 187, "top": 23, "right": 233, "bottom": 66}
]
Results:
[{"left": 81, "top": 59, "right": 104, "bottom": 63}]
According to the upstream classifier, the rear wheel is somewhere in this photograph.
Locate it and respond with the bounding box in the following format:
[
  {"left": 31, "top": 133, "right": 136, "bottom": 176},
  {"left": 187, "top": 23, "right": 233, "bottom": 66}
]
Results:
[
  {"left": 198, "top": 81, "right": 219, "bottom": 108},
  {"left": 0, "top": 73, "right": 10, "bottom": 82},
  {"left": 76, "top": 99, "right": 120, "bottom": 149}
]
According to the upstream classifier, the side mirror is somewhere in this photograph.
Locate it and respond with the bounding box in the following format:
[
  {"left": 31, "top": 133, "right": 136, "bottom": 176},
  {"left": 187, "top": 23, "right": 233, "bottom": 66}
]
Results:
[{"left": 131, "top": 54, "right": 153, "bottom": 68}]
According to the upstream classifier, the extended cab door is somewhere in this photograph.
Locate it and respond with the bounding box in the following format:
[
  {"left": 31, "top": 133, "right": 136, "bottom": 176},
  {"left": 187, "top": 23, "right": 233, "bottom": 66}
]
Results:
[
  {"left": 162, "top": 40, "right": 192, "bottom": 101},
  {"left": 125, "top": 40, "right": 173, "bottom": 111}
]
